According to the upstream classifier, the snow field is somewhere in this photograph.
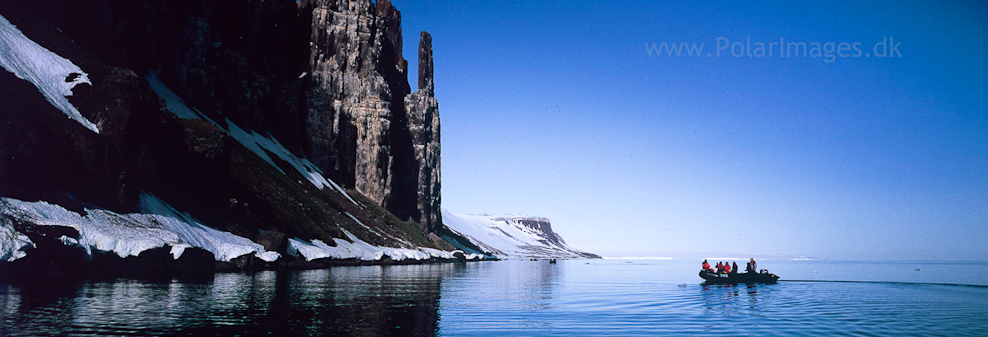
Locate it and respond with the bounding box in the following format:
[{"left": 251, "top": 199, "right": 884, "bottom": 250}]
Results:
[{"left": 441, "top": 210, "right": 587, "bottom": 259}]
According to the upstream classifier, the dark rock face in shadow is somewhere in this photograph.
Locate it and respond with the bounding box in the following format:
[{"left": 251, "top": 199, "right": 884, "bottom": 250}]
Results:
[
  {"left": 0, "top": 0, "right": 446, "bottom": 243},
  {"left": 0, "top": 0, "right": 470, "bottom": 269}
]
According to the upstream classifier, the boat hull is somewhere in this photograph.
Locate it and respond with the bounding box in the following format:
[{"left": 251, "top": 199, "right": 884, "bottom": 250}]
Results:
[{"left": 699, "top": 270, "right": 779, "bottom": 284}]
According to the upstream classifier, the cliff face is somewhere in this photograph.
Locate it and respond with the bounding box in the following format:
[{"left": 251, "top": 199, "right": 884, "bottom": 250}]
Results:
[
  {"left": 306, "top": 0, "right": 393, "bottom": 204},
  {"left": 305, "top": 0, "right": 437, "bottom": 231},
  {"left": 0, "top": 0, "right": 441, "bottom": 234},
  {"left": 0, "top": 0, "right": 450, "bottom": 271},
  {"left": 403, "top": 32, "right": 442, "bottom": 232}
]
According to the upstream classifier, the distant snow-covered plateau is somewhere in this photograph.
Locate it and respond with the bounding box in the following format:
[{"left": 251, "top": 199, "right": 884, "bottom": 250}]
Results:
[{"left": 442, "top": 211, "right": 600, "bottom": 259}]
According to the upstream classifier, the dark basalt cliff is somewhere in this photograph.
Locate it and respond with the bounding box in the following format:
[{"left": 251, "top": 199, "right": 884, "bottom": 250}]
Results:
[
  {"left": 0, "top": 0, "right": 458, "bottom": 273},
  {"left": 305, "top": 0, "right": 437, "bottom": 231},
  {"left": 403, "top": 32, "right": 442, "bottom": 233}
]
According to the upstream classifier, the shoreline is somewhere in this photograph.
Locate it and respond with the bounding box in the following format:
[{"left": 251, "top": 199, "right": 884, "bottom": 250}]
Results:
[{"left": 0, "top": 251, "right": 498, "bottom": 282}]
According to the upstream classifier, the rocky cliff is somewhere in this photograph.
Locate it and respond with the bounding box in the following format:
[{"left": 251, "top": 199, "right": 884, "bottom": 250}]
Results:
[
  {"left": 0, "top": 0, "right": 458, "bottom": 274},
  {"left": 306, "top": 0, "right": 398, "bottom": 206},
  {"left": 404, "top": 32, "right": 442, "bottom": 233},
  {"left": 305, "top": 0, "right": 438, "bottom": 232}
]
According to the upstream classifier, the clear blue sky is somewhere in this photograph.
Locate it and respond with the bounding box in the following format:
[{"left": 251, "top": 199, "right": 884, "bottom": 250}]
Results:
[{"left": 393, "top": 0, "right": 988, "bottom": 260}]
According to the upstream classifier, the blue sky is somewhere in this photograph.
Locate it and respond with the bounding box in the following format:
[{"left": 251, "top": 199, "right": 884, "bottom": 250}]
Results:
[{"left": 393, "top": 0, "right": 988, "bottom": 260}]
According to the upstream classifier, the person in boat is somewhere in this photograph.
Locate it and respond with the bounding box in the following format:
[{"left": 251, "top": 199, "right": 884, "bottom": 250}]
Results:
[
  {"left": 746, "top": 261, "right": 753, "bottom": 274},
  {"left": 731, "top": 262, "right": 738, "bottom": 276},
  {"left": 702, "top": 260, "right": 712, "bottom": 272},
  {"left": 723, "top": 262, "right": 731, "bottom": 274},
  {"left": 716, "top": 262, "right": 723, "bottom": 273},
  {"left": 750, "top": 258, "right": 757, "bottom": 273}
]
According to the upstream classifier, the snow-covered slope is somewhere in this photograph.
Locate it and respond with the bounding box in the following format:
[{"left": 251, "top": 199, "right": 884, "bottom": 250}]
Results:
[{"left": 441, "top": 210, "right": 599, "bottom": 259}]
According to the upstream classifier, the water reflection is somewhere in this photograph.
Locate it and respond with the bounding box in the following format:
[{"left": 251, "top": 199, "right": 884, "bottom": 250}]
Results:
[
  {"left": 438, "top": 259, "right": 564, "bottom": 333},
  {"left": 699, "top": 282, "right": 775, "bottom": 318},
  {"left": 3, "top": 260, "right": 988, "bottom": 336},
  {"left": 0, "top": 264, "right": 461, "bottom": 336}
]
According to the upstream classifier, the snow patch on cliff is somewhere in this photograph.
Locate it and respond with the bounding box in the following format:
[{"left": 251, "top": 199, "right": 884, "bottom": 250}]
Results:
[
  {"left": 0, "top": 14, "right": 97, "bottom": 133},
  {"left": 144, "top": 72, "right": 203, "bottom": 120},
  {"left": 144, "top": 72, "right": 355, "bottom": 204},
  {"left": 223, "top": 121, "right": 355, "bottom": 204}
]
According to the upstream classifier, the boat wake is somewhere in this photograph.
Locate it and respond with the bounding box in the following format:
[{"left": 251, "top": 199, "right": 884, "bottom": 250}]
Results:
[{"left": 779, "top": 279, "right": 988, "bottom": 288}]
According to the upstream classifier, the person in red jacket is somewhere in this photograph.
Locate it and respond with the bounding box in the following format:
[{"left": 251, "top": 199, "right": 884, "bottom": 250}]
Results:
[{"left": 702, "top": 260, "right": 712, "bottom": 272}]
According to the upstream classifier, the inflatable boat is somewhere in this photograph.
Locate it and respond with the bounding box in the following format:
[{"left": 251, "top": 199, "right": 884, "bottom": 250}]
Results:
[{"left": 699, "top": 270, "right": 780, "bottom": 284}]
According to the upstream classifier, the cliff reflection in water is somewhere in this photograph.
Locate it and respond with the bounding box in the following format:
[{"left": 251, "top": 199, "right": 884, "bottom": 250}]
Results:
[{"left": 0, "top": 264, "right": 460, "bottom": 336}]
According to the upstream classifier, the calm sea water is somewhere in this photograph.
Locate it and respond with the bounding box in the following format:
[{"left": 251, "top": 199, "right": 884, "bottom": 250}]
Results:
[{"left": 1, "top": 259, "right": 986, "bottom": 336}]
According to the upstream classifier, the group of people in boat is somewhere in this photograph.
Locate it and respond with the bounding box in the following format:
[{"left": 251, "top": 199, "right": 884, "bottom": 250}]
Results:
[{"left": 701, "top": 258, "right": 758, "bottom": 275}]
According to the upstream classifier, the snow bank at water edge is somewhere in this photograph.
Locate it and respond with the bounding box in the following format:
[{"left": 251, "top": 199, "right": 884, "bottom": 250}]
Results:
[
  {"left": 0, "top": 14, "right": 98, "bottom": 133},
  {"left": 1, "top": 195, "right": 480, "bottom": 265},
  {"left": 137, "top": 193, "right": 280, "bottom": 262},
  {"left": 286, "top": 229, "right": 484, "bottom": 262},
  {"left": 0, "top": 194, "right": 278, "bottom": 262},
  {"left": 0, "top": 220, "right": 32, "bottom": 262}
]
